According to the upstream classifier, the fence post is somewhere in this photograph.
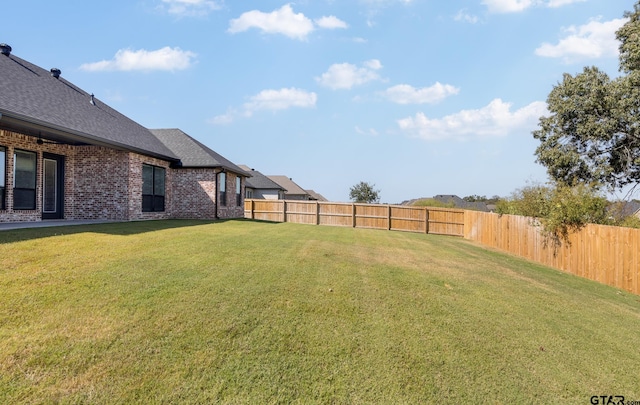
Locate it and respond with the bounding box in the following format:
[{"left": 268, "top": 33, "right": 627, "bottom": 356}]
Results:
[
  {"left": 388, "top": 205, "right": 392, "bottom": 230},
  {"left": 282, "top": 200, "right": 287, "bottom": 223},
  {"left": 251, "top": 199, "right": 255, "bottom": 220},
  {"left": 425, "top": 208, "right": 429, "bottom": 234},
  {"left": 316, "top": 201, "right": 320, "bottom": 225},
  {"left": 352, "top": 204, "right": 356, "bottom": 228}
]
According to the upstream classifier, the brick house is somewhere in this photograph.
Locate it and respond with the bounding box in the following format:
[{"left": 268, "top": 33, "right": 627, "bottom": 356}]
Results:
[
  {"left": 267, "top": 175, "right": 314, "bottom": 201},
  {"left": 0, "top": 43, "right": 248, "bottom": 223},
  {"left": 238, "top": 165, "right": 286, "bottom": 200}
]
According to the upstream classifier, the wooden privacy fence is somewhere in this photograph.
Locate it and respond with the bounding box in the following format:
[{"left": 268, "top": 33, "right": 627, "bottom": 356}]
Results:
[
  {"left": 244, "top": 199, "right": 465, "bottom": 236},
  {"left": 464, "top": 211, "right": 640, "bottom": 295},
  {"left": 245, "top": 199, "right": 640, "bottom": 295}
]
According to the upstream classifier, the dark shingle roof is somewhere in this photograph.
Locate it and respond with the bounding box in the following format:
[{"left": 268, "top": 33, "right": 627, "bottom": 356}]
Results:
[
  {"left": 608, "top": 200, "right": 640, "bottom": 219},
  {"left": 238, "top": 165, "right": 286, "bottom": 190},
  {"left": 268, "top": 176, "right": 309, "bottom": 197},
  {"left": 0, "top": 48, "right": 177, "bottom": 161},
  {"left": 151, "top": 128, "right": 248, "bottom": 175},
  {"left": 306, "top": 190, "right": 328, "bottom": 201}
]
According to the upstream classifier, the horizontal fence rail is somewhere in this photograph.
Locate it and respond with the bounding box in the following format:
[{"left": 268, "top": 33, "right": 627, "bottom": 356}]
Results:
[
  {"left": 245, "top": 199, "right": 640, "bottom": 295},
  {"left": 244, "top": 199, "right": 465, "bottom": 236}
]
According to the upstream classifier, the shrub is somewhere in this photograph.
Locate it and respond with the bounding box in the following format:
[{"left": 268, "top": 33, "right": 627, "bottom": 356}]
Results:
[
  {"left": 497, "top": 183, "right": 609, "bottom": 245},
  {"left": 411, "top": 199, "right": 455, "bottom": 208}
]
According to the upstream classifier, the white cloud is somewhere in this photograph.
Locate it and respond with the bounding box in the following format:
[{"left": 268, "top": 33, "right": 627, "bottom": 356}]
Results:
[
  {"left": 211, "top": 88, "right": 317, "bottom": 123},
  {"left": 454, "top": 9, "right": 479, "bottom": 24},
  {"left": 535, "top": 17, "right": 626, "bottom": 63},
  {"left": 228, "top": 4, "right": 347, "bottom": 40},
  {"left": 360, "top": 0, "right": 414, "bottom": 6},
  {"left": 228, "top": 4, "right": 314, "bottom": 40},
  {"left": 363, "top": 59, "right": 382, "bottom": 70},
  {"left": 361, "top": 0, "right": 414, "bottom": 26},
  {"left": 244, "top": 87, "right": 317, "bottom": 113},
  {"left": 383, "top": 83, "right": 460, "bottom": 104},
  {"left": 159, "top": 0, "right": 222, "bottom": 17},
  {"left": 482, "top": 0, "right": 585, "bottom": 13},
  {"left": 315, "top": 15, "right": 348, "bottom": 29},
  {"left": 546, "top": 0, "right": 586, "bottom": 7},
  {"left": 80, "top": 47, "right": 196, "bottom": 72},
  {"left": 482, "top": 0, "right": 535, "bottom": 13},
  {"left": 397, "top": 99, "right": 547, "bottom": 141},
  {"left": 316, "top": 60, "right": 383, "bottom": 90},
  {"left": 355, "top": 126, "right": 379, "bottom": 136}
]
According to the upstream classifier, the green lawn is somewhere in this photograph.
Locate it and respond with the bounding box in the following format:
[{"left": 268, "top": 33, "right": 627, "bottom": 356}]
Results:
[{"left": 1, "top": 219, "right": 639, "bottom": 404}]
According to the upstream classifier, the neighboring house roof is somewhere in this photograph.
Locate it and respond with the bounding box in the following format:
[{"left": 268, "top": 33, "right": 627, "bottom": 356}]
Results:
[
  {"left": 306, "top": 190, "right": 328, "bottom": 201},
  {"left": 238, "top": 165, "right": 286, "bottom": 190},
  {"left": 0, "top": 45, "right": 178, "bottom": 161},
  {"left": 433, "top": 195, "right": 489, "bottom": 212},
  {"left": 608, "top": 200, "right": 640, "bottom": 220},
  {"left": 151, "top": 128, "right": 248, "bottom": 175},
  {"left": 268, "top": 176, "right": 310, "bottom": 197}
]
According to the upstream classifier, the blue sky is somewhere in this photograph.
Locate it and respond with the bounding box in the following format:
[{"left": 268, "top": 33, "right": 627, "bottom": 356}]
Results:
[{"left": 2, "top": 0, "right": 632, "bottom": 203}]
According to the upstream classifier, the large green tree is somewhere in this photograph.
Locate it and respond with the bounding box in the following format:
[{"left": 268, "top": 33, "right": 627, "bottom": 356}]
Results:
[
  {"left": 349, "top": 181, "right": 380, "bottom": 204},
  {"left": 533, "top": 2, "right": 640, "bottom": 193}
]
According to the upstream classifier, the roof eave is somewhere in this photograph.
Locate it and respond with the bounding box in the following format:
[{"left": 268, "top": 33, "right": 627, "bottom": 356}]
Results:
[
  {"left": 177, "top": 164, "right": 251, "bottom": 177},
  {"left": 0, "top": 110, "right": 180, "bottom": 163}
]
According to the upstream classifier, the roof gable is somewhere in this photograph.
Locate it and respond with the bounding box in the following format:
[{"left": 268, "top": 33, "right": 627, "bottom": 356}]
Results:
[
  {"left": 0, "top": 49, "right": 177, "bottom": 160},
  {"left": 238, "top": 165, "right": 286, "bottom": 190},
  {"left": 268, "top": 175, "right": 309, "bottom": 196},
  {"left": 151, "top": 128, "right": 248, "bottom": 175},
  {"left": 306, "top": 190, "right": 327, "bottom": 201}
]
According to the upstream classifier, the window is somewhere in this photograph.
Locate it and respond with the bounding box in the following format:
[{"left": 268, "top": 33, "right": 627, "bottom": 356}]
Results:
[
  {"left": 142, "top": 164, "right": 165, "bottom": 212},
  {"left": 236, "top": 177, "right": 241, "bottom": 206},
  {"left": 246, "top": 189, "right": 253, "bottom": 199},
  {"left": 0, "top": 146, "right": 5, "bottom": 210},
  {"left": 13, "top": 150, "right": 37, "bottom": 210},
  {"left": 219, "top": 172, "right": 226, "bottom": 206}
]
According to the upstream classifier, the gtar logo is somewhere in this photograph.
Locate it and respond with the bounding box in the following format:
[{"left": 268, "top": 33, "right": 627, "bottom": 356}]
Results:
[{"left": 590, "top": 396, "right": 625, "bottom": 405}]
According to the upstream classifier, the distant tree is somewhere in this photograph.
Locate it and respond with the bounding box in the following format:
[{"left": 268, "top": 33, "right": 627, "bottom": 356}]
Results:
[
  {"left": 532, "top": 2, "right": 640, "bottom": 194},
  {"left": 463, "top": 195, "right": 486, "bottom": 202},
  {"left": 463, "top": 195, "right": 501, "bottom": 205},
  {"left": 349, "top": 181, "right": 380, "bottom": 204}
]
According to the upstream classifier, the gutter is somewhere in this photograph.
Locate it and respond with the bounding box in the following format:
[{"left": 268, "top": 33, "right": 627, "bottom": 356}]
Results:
[
  {"left": 0, "top": 110, "right": 181, "bottom": 164},
  {"left": 214, "top": 169, "right": 220, "bottom": 220}
]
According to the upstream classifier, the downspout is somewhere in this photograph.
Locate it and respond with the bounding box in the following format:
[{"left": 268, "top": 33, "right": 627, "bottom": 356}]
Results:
[{"left": 214, "top": 169, "right": 219, "bottom": 220}]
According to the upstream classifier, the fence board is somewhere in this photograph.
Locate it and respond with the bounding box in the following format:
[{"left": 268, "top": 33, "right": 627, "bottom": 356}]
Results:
[
  {"left": 244, "top": 199, "right": 463, "bottom": 236},
  {"left": 319, "top": 202, "right": 353, "bottom": 227},
  {"left": 464, "top": 211, "right": 640, "bottom": 295}
]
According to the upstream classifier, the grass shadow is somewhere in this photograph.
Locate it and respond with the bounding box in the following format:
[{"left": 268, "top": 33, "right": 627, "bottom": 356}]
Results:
[{"left": 0, "top": 219, "right": 240, "bottom": 244}]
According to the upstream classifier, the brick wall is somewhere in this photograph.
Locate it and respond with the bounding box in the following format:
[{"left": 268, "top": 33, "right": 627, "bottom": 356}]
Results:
[
  {"left": 0, "top": 129, "right": 74, "bottom": 222},
  {"left": 171, "top": 168, "right": 217, "bottom": 219},
  {"left": 217, "top": 171, "right": 245, "bottom": 219},
  {"left": 0, "top": 128, "right": 244, "bottom": 222},
  {"left": 128, "top": 153, "right": 172, "bottom": 221},
  {"left": 171, "top": 168, "right": 245, "bottom": 219},
  {"left": 72, "top": 146, "right": 130, "bottom": 220}
]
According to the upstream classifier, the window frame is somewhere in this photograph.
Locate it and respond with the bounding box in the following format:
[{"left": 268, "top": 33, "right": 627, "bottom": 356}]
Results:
[
  {"left": 0, "top": 146, "right": 5, "bottom": 210},
  {"left": 13, "top": 149, "right": 37, "bottom": 210},
  {"left": 219, "top": 171, "right": 227, "bottom": 206},
  {"left": 142, "top": 164, "right": 166, "bottom": 213},
  {"left": 236, "top": 176, "right": 241, "bottom": 206}
]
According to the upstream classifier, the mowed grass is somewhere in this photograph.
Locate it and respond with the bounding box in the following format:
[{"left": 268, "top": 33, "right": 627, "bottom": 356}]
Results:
[{"left": 0, "top": 220, "right": 639, "bottom": 404}]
